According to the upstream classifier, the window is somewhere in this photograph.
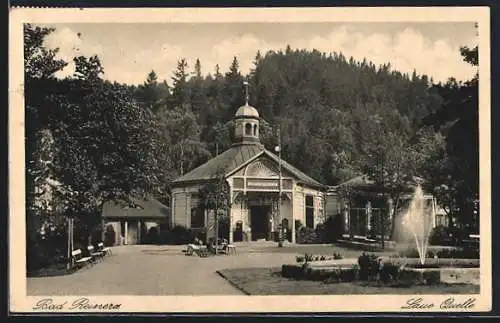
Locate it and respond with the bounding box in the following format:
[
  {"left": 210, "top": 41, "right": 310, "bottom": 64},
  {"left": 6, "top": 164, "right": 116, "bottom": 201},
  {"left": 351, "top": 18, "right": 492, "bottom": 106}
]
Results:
[
  {"left": 253, "top": 124, "right": 258, "bottom": 136},
  {"left": 191, "top": 207, "right": 205, "bottom": 228},
  {"left": 305, "top": 195, "right": 314, "bottom": 228},
  {"left": 245, "top": 123, "right": 252, "bottom": 135}
]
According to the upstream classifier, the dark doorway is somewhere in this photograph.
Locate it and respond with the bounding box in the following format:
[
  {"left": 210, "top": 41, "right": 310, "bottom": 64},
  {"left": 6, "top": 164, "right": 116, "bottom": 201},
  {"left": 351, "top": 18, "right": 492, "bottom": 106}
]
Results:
[
  {"left": 250, "top": 205, "right": 270, "bottom": 241},
  {"left": 234, "top": 221, "right": 243, "bottom": 242}
]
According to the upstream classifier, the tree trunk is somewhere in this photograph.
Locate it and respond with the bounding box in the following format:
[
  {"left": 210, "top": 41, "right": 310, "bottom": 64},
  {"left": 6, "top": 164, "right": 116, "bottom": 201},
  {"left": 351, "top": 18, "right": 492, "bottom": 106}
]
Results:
[
  {"left": 380, "top": 212, "right": 385, "bottom": 249},
  {"left": 447, "top": 213, "right": 454, "bottom": 228}
]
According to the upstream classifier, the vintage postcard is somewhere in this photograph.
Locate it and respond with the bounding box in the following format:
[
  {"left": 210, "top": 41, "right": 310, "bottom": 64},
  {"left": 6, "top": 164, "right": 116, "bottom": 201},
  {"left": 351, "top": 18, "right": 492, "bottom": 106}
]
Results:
[{"left": 9, "top": 6, "right": 491, "bottom": 314}]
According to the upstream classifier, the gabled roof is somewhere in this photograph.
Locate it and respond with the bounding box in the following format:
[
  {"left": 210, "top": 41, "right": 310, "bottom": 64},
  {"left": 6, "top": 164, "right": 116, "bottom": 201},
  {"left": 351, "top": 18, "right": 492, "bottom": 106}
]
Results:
[
  {"left": 260, "top": 150, "right": 323, "bottom": 188},
  {"left": 172, "top": 143, "right": 323, "bottom": 188},
  {"left": 172, "top": 144, "right": 263, "bottom": 184},
  {"left": 333, "top": 174, "right": 422, "bottom": 192},
  {"left": 102, "top": 197, "right": 170, "bottom": 220}
]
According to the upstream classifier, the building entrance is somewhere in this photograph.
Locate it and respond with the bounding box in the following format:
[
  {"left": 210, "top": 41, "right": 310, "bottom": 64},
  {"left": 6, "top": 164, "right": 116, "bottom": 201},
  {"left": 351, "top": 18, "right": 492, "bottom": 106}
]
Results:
[{"left": 250, "top": 205, "right": 271, "bottom": 241}]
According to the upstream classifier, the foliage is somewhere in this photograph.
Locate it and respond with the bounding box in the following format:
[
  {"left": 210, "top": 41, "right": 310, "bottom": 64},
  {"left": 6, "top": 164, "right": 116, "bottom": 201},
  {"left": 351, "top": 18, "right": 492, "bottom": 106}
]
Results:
[
  {"left": 296, "top": 252, "right": 343, "bottom": 263},
  {"left": 396, "top": 245, "right": 479, "bottom": 259},
  {"left": 161, "top": 225, "right": 195, "bottom": 245},
  {"left": 296, "top": 227, "right": 318, "bottom": 244},
  {"left": 25, "top": 25, "right": 166, "bottom": 258},
  {"left": 24, "top": 24, "right": 67, "bottom": 80},
  {"left": 428, "top": 225, "right": 470, "bottom": 246},
  {"left": 198, "top": 169, "right": 231, "bottom": 213},
  {"left": 317, "top": 214, "right": 344, "bottom": 242},
  {"left": 420, "top": 46, "right": 479, "bottom": 230},
  {"left": 104, "top": 224, "right": 116, "bottom": 247},
  {"left": 357, "top": 252, "right": 381, "bottom": 281}
]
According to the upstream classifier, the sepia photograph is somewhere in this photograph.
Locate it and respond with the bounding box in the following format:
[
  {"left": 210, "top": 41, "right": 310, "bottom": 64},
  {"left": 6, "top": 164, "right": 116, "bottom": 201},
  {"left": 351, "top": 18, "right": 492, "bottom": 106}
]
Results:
[{"left": 9, "top": 7, "right": 491, "bottom": 313}]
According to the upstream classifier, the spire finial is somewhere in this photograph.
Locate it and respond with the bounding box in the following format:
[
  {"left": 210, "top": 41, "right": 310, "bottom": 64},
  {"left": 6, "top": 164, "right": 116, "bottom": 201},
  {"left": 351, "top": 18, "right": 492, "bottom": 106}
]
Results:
[{"left": 243, "top": 80, "right": 249, "bottom": 105}]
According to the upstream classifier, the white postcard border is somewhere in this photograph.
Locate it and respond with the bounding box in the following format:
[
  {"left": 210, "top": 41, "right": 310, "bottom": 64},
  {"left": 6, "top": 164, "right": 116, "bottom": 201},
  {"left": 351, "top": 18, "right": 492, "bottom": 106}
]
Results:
[{"left": 9, "top": 6, "right": 492, "bottom": 313}]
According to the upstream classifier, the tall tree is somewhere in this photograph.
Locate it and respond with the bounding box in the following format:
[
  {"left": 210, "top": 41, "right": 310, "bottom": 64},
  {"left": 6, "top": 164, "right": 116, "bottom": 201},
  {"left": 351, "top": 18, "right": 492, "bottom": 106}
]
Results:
[
  {"left": 171, "top": 58, "right": 190, "bottom": 111},
  {"left": 24, "top": 24, "right": 68, "bottom": 253},
  {"left": 223, "top": 57, "right": 245, "bottom": 120}
]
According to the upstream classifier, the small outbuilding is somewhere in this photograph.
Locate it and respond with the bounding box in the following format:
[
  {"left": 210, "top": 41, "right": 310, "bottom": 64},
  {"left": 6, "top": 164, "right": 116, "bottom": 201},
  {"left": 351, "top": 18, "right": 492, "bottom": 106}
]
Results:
[{"left": 101, "top": 197, "right": 170, "bottom": 245}]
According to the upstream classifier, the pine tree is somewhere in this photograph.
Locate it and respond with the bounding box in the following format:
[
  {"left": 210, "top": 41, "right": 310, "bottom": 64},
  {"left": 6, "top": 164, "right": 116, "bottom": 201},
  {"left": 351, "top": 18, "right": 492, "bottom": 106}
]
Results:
[{"left": 171, "top": 58, "right": 190, "bottom": 111}]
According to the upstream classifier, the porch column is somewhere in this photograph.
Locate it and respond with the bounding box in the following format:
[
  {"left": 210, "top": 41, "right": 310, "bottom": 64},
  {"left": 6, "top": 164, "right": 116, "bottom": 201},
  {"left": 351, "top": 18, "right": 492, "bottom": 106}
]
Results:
[
  {"left": 386, "top": 197, "right": 393, "bottom": 239},
  {"left": 101, "top": 217, "right": 105, "bottom": 242},
  {"left": 291, "top": 191, "right": 296, "bottom": 244},
  {"left": 204, "top": 209, "right": 209, "bottom": 244},
  {"left": 366, "top": 201, "right": 372, "bottom": 234},
  {"left": 138, "top": 220, "right": 142, "bottom": 244},
  {"left": 229, "top": 189, "right": 234, "bottom": 243},
  {"left": 124, "top": 221, "right": 128, "bottom": 245},
  {"left": 432, "top": 197, "right": 437, "bottom": 228},
  {"left": 343, "top": 203, "right": 350, "bottom": 236}
]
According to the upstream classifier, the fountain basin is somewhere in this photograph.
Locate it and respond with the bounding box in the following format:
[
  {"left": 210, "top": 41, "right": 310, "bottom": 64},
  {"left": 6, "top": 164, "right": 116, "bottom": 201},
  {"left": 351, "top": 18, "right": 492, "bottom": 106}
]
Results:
[
  {"left": 401, "top": 267, "right": 480, "bottom": 285},
  {"left": 281, "top": 258, "right": 480, "bottom": 285},
  {"left": 382, "top": 257, "right": 479, "bottom": 268}
]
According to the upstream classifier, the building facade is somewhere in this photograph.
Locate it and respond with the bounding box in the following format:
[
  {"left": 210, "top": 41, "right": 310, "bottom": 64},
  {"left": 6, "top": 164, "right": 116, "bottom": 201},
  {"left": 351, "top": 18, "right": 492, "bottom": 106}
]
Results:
[
  {"left": 170, "top": 102, "right": 326, "bottom": 243},
  {"left": 325, "top": 175, "right": 439, "bottom": 240},
  {"left": 102, "top": 197, "right": 170, "bottom": 245}
]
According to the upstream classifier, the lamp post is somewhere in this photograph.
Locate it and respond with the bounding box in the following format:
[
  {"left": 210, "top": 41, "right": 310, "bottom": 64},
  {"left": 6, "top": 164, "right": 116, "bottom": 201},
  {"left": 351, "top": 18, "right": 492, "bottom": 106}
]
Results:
[{"left": 275, "top": 125, "right": 283, "bottom": 247}]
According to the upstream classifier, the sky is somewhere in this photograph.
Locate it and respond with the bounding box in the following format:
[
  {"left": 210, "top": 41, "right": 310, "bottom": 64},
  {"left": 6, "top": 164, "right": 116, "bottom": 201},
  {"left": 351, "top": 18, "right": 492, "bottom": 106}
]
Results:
[{"left": 41, "top": 22, "right": 478, "bottom": 85}]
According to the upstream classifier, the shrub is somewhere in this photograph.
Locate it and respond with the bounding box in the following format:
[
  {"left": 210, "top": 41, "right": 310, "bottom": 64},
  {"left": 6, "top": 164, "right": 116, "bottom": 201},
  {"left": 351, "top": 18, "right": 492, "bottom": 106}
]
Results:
[
  {"left": 304, "top": 253, "right": 314, "bottom": 262},
  {"left": 323, "top": 267, "right": 359, "bottom": 284},
  {"left": 333, "top": 252, "right": 343, "bottom": 260},
  {"left": 104, "top": 224, "right": 116, "bottom": 246},
  {"left": 297, "top": 227, "right": 318, "bottom": 244},
  {"left": 379, "top": 262, "right": 401, "bottom": 284},
  {"left": 397, "top": 247, "right": 435, "bottom": 259},
  {"left": 358, "top": 252, "right": 380, "bottom": 281},
  {"left": 398, "top": 268, "right": 441, "bottom": 285},
  {"left": 436, "top": 247, "right": 479, "bottom": 259},
  {"left": 27, "top": 223, "right": 68, "bottom": 272},
  {"left": 282, "top": 264, "right": 307, "bottom": 279},
  {"left": 429, "top": 225, "right": 470, "bottom": 246},
  {"left": 145, "top": 226, "right": 160, "bottom": 244},
  {"left": 163, "top": 225, "right": 195, "bottom": 245}
]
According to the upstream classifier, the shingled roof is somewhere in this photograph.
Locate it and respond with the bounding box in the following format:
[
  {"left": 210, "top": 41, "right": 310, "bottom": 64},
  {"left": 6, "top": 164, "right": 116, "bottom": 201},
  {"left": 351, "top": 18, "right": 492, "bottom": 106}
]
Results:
[
  {"left": 172, "top": 143, "right": 323, "bottom": 188},
  {"left": 102, "top": 197, "right": 170, "bottom": 220}
]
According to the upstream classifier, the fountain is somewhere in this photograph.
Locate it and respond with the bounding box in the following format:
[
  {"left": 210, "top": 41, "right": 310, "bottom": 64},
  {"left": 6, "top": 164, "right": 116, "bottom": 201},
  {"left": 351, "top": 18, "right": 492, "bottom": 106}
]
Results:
[
  {"left": 280, "top": 184, "right": 479, "bottom": 286},
  {"left": 401, "top": 185, "right": 434, "bottom": 265}
]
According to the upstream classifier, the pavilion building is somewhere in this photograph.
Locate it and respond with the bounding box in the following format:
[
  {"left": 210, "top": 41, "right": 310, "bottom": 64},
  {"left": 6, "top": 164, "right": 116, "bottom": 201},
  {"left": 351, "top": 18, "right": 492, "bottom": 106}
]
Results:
[{"left": 170, "top": 100, "right": 326, "bottom": 243}]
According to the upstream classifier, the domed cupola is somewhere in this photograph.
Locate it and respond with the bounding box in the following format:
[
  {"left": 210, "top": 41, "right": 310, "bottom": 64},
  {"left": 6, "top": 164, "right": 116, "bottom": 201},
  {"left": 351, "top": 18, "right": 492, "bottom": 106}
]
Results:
[{"left": 233, "top": 81, "right": 261, "bottom": 145}]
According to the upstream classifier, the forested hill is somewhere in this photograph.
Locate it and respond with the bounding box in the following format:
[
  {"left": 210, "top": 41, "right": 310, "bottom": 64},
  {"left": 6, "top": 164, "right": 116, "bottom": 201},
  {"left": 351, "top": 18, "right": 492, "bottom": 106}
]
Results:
[{"left": 132, "top": 48, "right": 444, "bottom": 186}]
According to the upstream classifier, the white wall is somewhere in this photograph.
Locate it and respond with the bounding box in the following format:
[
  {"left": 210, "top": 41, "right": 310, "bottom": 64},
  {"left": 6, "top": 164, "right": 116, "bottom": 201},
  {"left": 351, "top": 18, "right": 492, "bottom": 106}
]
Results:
[{"left": 172, "top": 189, "right": 187, "bottom": 227}]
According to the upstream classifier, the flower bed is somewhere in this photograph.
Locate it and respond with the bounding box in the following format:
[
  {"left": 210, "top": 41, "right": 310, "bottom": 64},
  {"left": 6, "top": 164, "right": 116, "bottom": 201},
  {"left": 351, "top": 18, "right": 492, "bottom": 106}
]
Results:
[
  {"left": 281, "top": 252, "right": 480, "bottom": 286},
  {"left": 383, "top": 257, "right": 479, "bottom": 268},
  {"left": 296, "top": 252, "right": 343, "bottom": 263},
  {"left": 396, "top": 246, "right": 479, "bottom": 259},
  {"left": 281, "top": 263, "right": 357, "bottom": 282}
]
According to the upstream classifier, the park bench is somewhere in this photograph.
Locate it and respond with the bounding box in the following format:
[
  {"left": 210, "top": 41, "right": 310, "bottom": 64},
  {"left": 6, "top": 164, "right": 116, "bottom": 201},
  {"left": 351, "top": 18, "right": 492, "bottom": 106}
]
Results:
[
  {"left": 97, "top": 242, "right": 112, "bottom": 256},
  {"left": 88, "top": 245, "right": 105, "bottom": 263},
  {"left": 225, "top": 244, "right": 236, "bottom": 255},
  {"left": 71, "top": 249, "right": 92, "bottom": 269}
]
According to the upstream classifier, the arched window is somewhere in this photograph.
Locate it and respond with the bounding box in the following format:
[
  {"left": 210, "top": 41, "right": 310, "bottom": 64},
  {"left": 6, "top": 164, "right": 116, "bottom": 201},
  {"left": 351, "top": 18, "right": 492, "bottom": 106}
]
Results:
[
  {"left": 245, "top": 123, "right": 252, "bottom": 135},
  {"left": 253, "top": 124, "right": 258, "bottom": 136}
]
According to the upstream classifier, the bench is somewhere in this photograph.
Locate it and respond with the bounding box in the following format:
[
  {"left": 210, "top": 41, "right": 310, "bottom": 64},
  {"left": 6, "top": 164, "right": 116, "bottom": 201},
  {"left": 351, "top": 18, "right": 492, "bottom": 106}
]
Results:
[
  {"left": 225, "top": 244, "right": 236, "bottom": 255},
  {"left": 97, "top": 242, "right": 112, "bottom": 256},
  {"left": 88, "top": 245, "right": 105, "bottom": 263},
  {"left": 71, "top": 249, "right": 92, "bottom": 269}
]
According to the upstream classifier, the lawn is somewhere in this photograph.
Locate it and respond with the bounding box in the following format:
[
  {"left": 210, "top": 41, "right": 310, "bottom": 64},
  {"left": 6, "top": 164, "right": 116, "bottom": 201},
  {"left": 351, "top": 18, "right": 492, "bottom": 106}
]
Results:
[{"left": 217, "top": 267, "right": 480, "bottom": 295}]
